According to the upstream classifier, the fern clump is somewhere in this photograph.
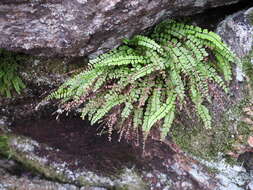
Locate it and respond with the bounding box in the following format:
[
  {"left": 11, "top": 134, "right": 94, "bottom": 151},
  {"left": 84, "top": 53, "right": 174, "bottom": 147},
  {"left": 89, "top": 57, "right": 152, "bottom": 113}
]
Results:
[
  {"left": 0, "top": 49, "right": 26, "bottom": 98},
  {"left": 47, "top": 20, "right": 237, "bottom": 143}
]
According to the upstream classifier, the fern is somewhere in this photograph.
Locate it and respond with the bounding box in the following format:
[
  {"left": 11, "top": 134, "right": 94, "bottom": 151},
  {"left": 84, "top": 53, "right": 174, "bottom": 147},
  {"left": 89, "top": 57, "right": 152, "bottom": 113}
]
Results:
[
  {"left": 47, "top": 19, "right": 237, "bottom": 144},
  {"left": 0, "top": 49, "right": 26, "bottom": 98}
]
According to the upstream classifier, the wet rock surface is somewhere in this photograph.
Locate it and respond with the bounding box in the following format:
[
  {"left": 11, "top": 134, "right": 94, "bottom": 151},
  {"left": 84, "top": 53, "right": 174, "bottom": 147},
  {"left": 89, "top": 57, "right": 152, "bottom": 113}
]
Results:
[
  {"left": 0, "top": 156, "right": 107, "bottom": 190},
  {"left": 0, "top": 0, "right": 248, "bottom": 57},
  {"left": 7, "top": 117, "right": 219, "bottom": 190}
]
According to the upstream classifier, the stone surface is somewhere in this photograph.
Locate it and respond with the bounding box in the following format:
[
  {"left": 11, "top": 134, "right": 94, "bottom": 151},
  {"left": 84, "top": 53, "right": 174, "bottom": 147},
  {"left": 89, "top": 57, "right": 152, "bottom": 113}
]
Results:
[
  {"left": 4, "top": 135, "right": 147, "bottom": 190},
  {"left": 216, "top": 7, "right": 253, "bottom": 82},
  {"left": 2, "top": 130, "right": 253, "bottom": 190},
  {"left": 0, "top": 168, "right": 107, "bottom": 190},
  {"left": 0, "top": 156, "right": 107, "bottom": 190},
  {"left": 217, "top": 7, "right": 253, "bottom": 58},
  {"left": 1, "top": 123, "right": 223, "bottom": 190},
  {"left": 0, "top": 0, "right": 244, "bottom": 57}
]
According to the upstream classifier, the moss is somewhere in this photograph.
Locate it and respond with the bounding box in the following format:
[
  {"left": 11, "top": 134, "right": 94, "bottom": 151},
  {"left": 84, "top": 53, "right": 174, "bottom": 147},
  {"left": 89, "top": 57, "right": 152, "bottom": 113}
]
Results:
[
  {"left": 205, "top": 166, "right": 219, "bottom": 175},
  {"left": 171, "top": 98, "right": 252, "bottom": 162},
  {"left": 19, "top": 56, "right": 88, "bottom": 88}
]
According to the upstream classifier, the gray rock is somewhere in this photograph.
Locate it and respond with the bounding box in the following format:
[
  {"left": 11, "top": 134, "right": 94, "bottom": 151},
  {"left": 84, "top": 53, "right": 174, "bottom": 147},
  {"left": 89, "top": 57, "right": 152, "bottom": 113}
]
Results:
[
  {"left": 1, "top": 133, "right": 223, "bottom": 190},
  {"left": 217, "top": 7, "right": 253, "bottom": 58},
  {"left": 5, "top": 135, "right": 147, "bottom": 190},
  {"left": 248, "top": 180, "right": 253, "bottom": 190},
  {"left": 0, "top": 116, "right": 12, "bottom": 133},
  {"left": 0, "top": 0, "right": 244, "bottom": 57},
  {"left": 0, "top": 168, "right": 79, "bottom": 190},
  {"left": 80, "top": 188, "right": 107, "bottom": 190},
  {"left": 216, "top": 7, "right": 253, "bottom": 82},
  {"left": 0, "top": 116, "right": 11, "bottom": 128},
  {"left": 194, "top": 154, "right": 252, "bottom": 190}
]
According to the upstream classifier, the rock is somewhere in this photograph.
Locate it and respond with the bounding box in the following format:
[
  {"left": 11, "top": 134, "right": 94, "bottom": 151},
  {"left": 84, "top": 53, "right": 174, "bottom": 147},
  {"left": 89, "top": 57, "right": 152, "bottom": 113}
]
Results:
[
  {"left": 217, "top": 7, "right": 253, "bottom": 58},
  {"left": 195, "top": 154, "right": 252, "bottom": 190},
  {"left": 216, "top": 7, "right": 253, "bottom": 82},
  {"left": 238, "top": 152, "right": 253, "bottom": 172},
  {"left": 0, "top": 55, "right": 87, "bottom": 122},
  {"left": 4, "top": 134, "right": 147, "bottom": 190},
  {"left": 0, "top": 156, "right": 81, "bottom": 190},
  {"left": 0, "top": 116, "right": 12, "bottom": 131},
  {"left": 247, "top": 181, "right": 253, "bottom": 190},
  {"left": 0, "top": 168, "right": 81, "bottom": 190},
  {"left": 0, "top": 0, "right": 245, "bottom": 57},
  {"left": 1, "top": 116, "right": 224, "bottom": 190},
  {"left": 2, "top": 130, "right": 253, "bottom": 190}
]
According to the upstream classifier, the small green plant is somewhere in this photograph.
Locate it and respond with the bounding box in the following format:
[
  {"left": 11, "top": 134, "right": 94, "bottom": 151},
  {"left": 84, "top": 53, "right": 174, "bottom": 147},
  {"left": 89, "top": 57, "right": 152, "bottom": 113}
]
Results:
[
  {"left": 242, "top": 51, "right": 253, "bottom": 86},
  {"left": 0, "top": 49, "right": 26, "bottom": 98},
  {"left": 0, "top": 135, "right": 9, "bottom": 156},
  {"left": 47, "top": 20, "right": 237, "bottom": 143}
]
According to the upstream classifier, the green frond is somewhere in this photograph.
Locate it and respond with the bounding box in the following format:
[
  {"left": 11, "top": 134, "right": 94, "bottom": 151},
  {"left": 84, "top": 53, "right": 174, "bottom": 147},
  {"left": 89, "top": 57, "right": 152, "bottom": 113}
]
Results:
[
  {"left": 129, "top": 64, "right": 159, "bottom": 82},
  {"left": 133, "top": 108, "right": 143, "bottom": 129},
  {"left": 121, "top": 102, "right": 134, "bottom": 119},
  {"left": 91, "top": 94, "right": 126, "bottom": 125},
  {"left": 47, "top": 19, "right": 238, "bottom": 145},
  {"left": 160, "top": 103, "right": 175, "bottom": 140},
  {"left": 95, "top": 55, "right": 146, "bottom": 67},
  {"left": 196, "top": 104, "right": 212, "bottom": 129},
  {"left": 170, "top": 66, "right": 185, "bottom": 102},
  {"left": 0, "top": 49, "right": 26, "bottom": 97},
  {"left": 142, "top": 93, "right": 176, "bottom": 137},
  {"left": 126, "top": 35, "right": 164, "bottom": 55},
  {"left": 214, "top": 51, "right": 232, "bottom": 82}
]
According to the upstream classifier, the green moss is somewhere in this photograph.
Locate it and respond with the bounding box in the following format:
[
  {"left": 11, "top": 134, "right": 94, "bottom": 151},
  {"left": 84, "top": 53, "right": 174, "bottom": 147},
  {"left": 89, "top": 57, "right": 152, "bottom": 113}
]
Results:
[
  {"left": 171, "top": 123, "right": 236, "bottom": 161},
  {"left": 19, "top": 56, "right": 88, "bottom": 88},
  {"left": 171, "top": 98, "right": 252, "bottom": 162}
]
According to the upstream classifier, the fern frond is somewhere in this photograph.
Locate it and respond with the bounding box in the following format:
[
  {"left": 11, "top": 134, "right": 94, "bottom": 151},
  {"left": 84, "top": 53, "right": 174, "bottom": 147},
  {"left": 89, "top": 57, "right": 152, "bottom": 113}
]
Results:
[
  {"left": 47, "top": 19, "right": 238, "bottom": 145},
  {"left": 196, "top": 104, "right": 212, "bottom": 129},
  {"left": 91, "top": 94, "right": 126, "bottom": 125},
  {"left": 133, "top": 108, "right": 143, "bottom": 129},
  {"left": 160, "top": 103, "right": 175, "bottom": 140},
  {"left": 95, "top": 55, "right": 146, "bottom": 67},
  {"left": 142, "top": 93, "right": 176, "bottom": 137},
  {"left": 126, "top": 35, "right": 164, "bottom": 55}
]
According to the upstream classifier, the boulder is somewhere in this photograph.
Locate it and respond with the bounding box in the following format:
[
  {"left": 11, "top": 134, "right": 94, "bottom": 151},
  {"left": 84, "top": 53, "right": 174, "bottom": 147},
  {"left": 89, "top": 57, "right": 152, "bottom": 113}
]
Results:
[
  {"left": 217, "top": 7, "right": 253, "bottom": 58},
  {"left": 216, "top": 7, "right": 253, "bottom": 81},
  {"left": 0, "top": 120, "right": 220, "bottom": 190},
  {"left": 0, "top": 0, "right": 245, "bottom": 57}
]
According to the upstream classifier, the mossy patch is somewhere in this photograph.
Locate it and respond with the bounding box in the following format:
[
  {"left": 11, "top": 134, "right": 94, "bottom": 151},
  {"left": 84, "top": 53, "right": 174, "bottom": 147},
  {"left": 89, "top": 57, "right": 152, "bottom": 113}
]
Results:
[
  {"left": 170, "top": 98, "right": 252, "bottom": 163},
  {"left": 20, "top": 56, "right": 88, "bottom": 88}
]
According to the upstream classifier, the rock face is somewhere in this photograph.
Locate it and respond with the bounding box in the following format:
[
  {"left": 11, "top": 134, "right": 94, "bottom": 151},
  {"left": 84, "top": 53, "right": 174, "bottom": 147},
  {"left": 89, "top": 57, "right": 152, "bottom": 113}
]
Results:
[
  {"left": 2, "top": 121, "right": 252, "bottom": 190},
  {"left": 0, "top": 0, "right": 245, "bottom": 57},
  {"left": 216, "top": 7, "right": 253, "bottom": 81},
  {"left": 217, "top": 7, "right": 253, "bottom": 58}
]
